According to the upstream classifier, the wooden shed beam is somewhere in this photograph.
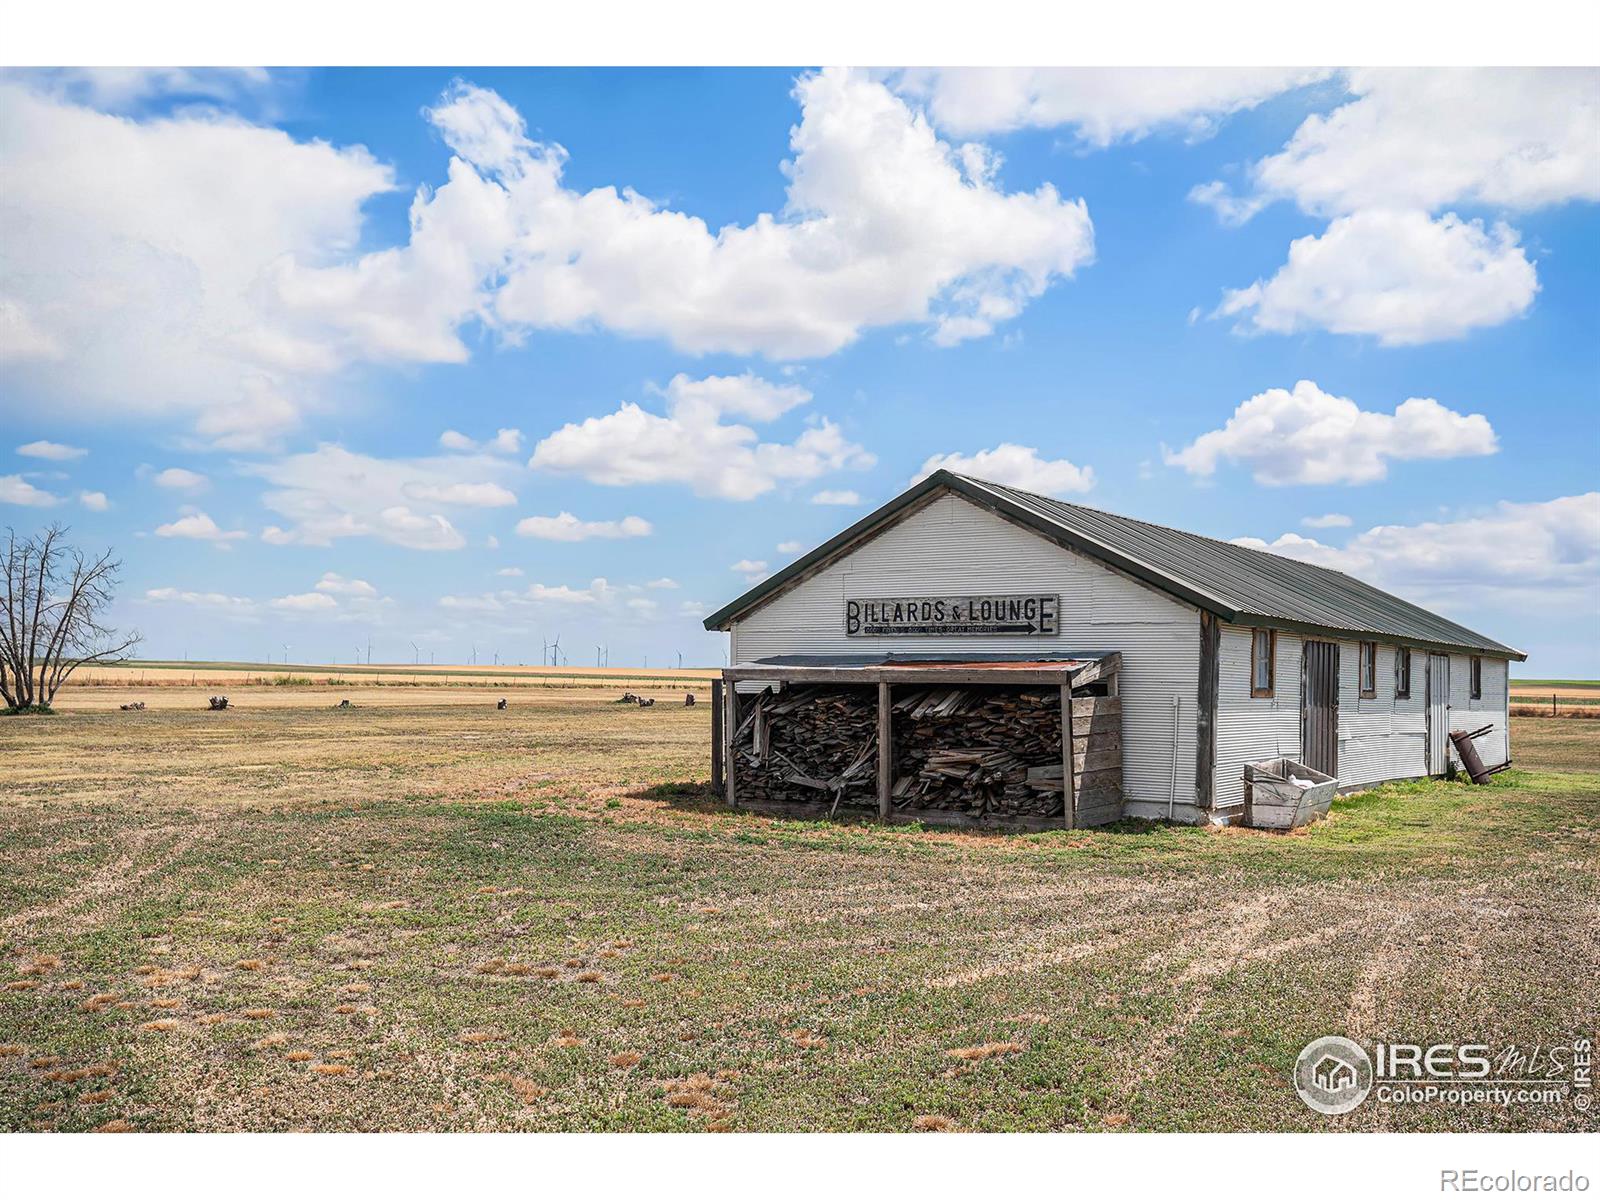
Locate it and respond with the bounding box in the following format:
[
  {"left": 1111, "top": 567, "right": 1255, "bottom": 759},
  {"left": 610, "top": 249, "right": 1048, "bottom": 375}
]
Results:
[{"left": 877, "top": 681, "right": 892, "bottom": 820}]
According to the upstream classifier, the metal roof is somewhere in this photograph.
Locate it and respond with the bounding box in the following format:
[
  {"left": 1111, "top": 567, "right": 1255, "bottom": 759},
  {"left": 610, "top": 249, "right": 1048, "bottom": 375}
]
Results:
[
  {"left": 743, "top": 651, "right": 1114, "bottom": 668},
  {"left": 703, "top": 471, "right": 1525, "bottom": 660}
]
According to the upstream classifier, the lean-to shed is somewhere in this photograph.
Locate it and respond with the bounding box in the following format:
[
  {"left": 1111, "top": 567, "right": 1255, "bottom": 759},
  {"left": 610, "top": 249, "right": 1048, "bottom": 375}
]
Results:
[{"left": 704, "top": 471, "right": 1524, "bottom": 827}]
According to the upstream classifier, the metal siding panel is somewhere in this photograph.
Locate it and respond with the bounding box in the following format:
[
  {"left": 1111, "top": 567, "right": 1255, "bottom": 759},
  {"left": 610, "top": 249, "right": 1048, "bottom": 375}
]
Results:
[
  {"left": 1335, "top": 641, "right": 1428, "bottom": 787},
  {"left": 1440, "top": 653, "right": 1509, "bottom": 768},
  {"left": 729, "top": 493, "right": 1202, "bottom": 814},
  {"left": 1212, "top": 625, "right": 1303, "bottom": 809}
]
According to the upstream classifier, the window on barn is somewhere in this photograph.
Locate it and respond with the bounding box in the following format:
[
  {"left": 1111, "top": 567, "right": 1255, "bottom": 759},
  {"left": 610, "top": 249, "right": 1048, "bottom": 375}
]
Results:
[
  {"left": 1250, "top": 628, "right": 1275, "bottom": 697},
  {"left": 1471, "top": 656, "right": 1483, "bottom": 700},
  {"left": 1359, "top": 641, "right": 1377, "bottom": 698},
  {"left": 1394, "top": 648, "right": 1412, "bottom": 699}
]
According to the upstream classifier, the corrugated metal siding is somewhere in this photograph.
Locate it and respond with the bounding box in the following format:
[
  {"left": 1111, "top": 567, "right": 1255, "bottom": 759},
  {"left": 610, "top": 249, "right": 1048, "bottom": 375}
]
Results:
[
  {"left": 730, "top": 492, "right": 1201, "bottom": 811},
  {"left": 1334, "top": 641, "right": 1428, "bottom": 788},
  {"left": 1213, "top": 625, "right": 1304, "bottom": 809},
  {"left": 1446, "top": 653, "right": 1509, "bottom": 767}
]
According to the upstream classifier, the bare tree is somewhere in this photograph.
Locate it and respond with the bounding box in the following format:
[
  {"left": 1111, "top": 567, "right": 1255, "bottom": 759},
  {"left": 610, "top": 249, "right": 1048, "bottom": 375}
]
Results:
[{"left": 1, "top": 524, "right": 141, "bottom": 712}]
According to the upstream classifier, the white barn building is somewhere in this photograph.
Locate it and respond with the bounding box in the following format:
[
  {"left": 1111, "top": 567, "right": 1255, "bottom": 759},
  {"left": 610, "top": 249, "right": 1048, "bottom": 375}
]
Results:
[{"left": 704, "top": 471, "right": 1523, "bottom": 827}]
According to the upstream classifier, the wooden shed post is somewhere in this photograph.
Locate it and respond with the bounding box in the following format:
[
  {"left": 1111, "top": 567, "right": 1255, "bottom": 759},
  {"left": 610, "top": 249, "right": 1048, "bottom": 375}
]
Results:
[
  {"left": 710, "top": 677, "right": 724, "bottom": 793},
  {"left": 877, "top": 681, "right": 893, "bottom": 820},
  {"left": 1061, "top": 683, "right": 1076, "bottom": 830},
  {"left": 723, "top": 682, "right": 738, "bottom": 807}
]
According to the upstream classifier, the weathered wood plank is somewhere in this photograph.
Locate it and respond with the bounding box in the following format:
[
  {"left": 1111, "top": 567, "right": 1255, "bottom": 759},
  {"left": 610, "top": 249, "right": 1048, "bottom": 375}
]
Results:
[
  {"left": 1061, "top": 683, "right": 1075, "bottom": 830},
  {"left": 877, "top": 681, "right": 892, "bottom": 820},
  {"left": 723, "top": 684, "right": 739, "bottom": 807},
  {"left": 1072, "top": 728, "right": 1121, "bottom": 753}
]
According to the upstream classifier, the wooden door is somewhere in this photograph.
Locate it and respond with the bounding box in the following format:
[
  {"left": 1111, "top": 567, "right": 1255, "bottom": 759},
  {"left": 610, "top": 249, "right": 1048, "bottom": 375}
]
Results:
[
  {"left": 1427, "top": 653, "right": 1451, "bottom": 775},
  {"left": 1301, "top": 640, "right": 1339, "bottom": 778}
]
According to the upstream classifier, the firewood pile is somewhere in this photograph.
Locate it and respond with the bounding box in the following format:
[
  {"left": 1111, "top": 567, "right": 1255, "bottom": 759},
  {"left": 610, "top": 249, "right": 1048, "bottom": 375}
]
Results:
[
  {"left": 891, "top": 687, "right": 1063, "bottom": 818},
  {"left": 733, "top": 686, "right": 877, "bottom": 811},
  {"left": 207, "top": 695, "right": 229, "bottom": 711},
  {"left": 119, "top": 701, "right": 146, "bottom": 711}
]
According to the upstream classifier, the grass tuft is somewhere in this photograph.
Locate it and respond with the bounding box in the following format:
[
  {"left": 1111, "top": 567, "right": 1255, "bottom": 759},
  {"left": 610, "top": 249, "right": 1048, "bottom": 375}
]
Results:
[{"left": 946, "top": 1042, "right": 1025, "bottom": 1062}]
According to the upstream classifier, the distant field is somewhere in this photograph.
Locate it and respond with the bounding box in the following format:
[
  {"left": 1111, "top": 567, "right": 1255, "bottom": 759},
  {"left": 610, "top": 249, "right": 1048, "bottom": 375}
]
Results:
[
  {"left": 1513, "top": 679, "right": 1600, "bottom": 690},
  {"left": 1, "top": 689, "right": 1594, "bottom": 1133},
  {"left": 67, "top": 660, "right": 719, "bottom": 694}
]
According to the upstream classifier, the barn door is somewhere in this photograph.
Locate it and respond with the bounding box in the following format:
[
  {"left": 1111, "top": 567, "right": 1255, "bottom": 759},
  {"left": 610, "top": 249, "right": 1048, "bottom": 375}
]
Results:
[
  {"left": 1301, "top": 640, "right": 1339, "bottom": 778},
  {"left": 1427, "top": 653, "right": 1451, "bottom": 774}
]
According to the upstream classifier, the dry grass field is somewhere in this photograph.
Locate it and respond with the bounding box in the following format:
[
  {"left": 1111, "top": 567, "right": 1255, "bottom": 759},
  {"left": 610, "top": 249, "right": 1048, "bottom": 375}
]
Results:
[
  {"left": 2, "top": 691, "right": 1596, "bottom": 1133},
  {"left": 68, "top": 660, "right": 719, "bottom": 693}
]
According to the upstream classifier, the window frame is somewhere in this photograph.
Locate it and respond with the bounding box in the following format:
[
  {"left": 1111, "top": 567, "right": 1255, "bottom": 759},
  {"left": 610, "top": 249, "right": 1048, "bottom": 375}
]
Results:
[
  {"left": 1394, "top": 647, "right": 1412, "bottom": 700},
  {"left": 1470, "top": 655, "right": 1483, "bottom": 700},
  {"left": 1359, "top": 641, "right": 1378, "bottom": 699},
  {"left": 1249, "top": 628, "right": 1276, "bottom": 698}
]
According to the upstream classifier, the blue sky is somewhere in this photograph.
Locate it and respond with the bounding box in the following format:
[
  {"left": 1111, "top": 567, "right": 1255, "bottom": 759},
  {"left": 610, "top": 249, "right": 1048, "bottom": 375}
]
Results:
[{"left": 2, "top": 67, "right": 1596, "bottom": 671}]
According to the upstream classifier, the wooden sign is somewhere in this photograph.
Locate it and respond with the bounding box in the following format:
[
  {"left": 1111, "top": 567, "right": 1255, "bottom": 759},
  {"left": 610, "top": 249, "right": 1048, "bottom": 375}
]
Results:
[{"left": 845, "top": 594, "right": 1059, "bottom": 637}]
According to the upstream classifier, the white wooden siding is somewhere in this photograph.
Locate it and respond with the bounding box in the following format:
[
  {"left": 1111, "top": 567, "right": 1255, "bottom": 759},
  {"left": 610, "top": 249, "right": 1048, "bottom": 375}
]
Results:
[
  {"left": 1213, "top": 625, "right": 1304, "bottom": 809},
  {"left": 729, "top": 492, "right": 1202, "bottom": 813}
]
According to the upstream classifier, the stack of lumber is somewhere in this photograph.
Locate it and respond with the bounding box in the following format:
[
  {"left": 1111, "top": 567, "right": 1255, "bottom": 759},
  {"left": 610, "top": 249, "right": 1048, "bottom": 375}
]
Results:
[
  {"left": 733, "top": 686, "right": 877, "bottom": 810},
  {"left": 891, "top": 687, "right": 1063, "bottom": 818}
]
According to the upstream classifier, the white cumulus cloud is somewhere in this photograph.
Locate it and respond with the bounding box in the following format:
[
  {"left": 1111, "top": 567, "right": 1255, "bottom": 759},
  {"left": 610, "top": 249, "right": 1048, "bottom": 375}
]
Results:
[
  {"left": 78, "top": 490, "right": 109, "bottom": 511},
  {"left": 810, "top": 490, "right": 861, "bottom": 506},
  {"left": 152, "top": 467, "right": 210, "bottom": 492},
  {"left": 0, "top": 475, "right": 61, "bottom": 506},
  {"left": 439, "top": 428, "right": 523, "bottom": 454},
  {"left": 914, "top": 443, "right": 1094, "bottom": 496},
  {"left": 241, "top": 444, "right": 519, "bottom": 550},
  {"left": 16, "top": 439, "right": 86, "bottom": 460},
  {"left": 530, "top": 373, "right": 873, "bottom": 501},
  {"left": 1165, "top": 380, "right": 1497, "bottom": 486},
  {"left": 0, "top": 79, "right": 397, "bottom": 448},
  {"left": 890, "top": 67, "right": 1332, "bottom": 144},
  {"left": 314, "top": 572, "right": 377, "bottom": 598},
  {"left": 1238, "top": 68, "right": 1600, "bottom": 219},
  {"left": 144, "top": 586, "right": 257, "bottom": 614},
  {"left": 1302, "top": 513, "right": 1352, "bottom": 529},
  {"left": 1196, "top": 69, "right": 1594, "bottom": 345},
  {"left": 1215, "top": 210, "right": 1539, "bottom": 345},
  {"left": 1, "top": 70, "right": 1095, "bottom": 446},
  {"left": 1233, "top": 494, "right": 1600, "bottom": 614},
  {"left": 153, "top": 510, "right": 247, "bottom": 542},
  {"left": 401, "top": 481, "right": 517, "bottom": 507},
  {"left": 514, "top": 512, "right": 653, "bottom": 542}
]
